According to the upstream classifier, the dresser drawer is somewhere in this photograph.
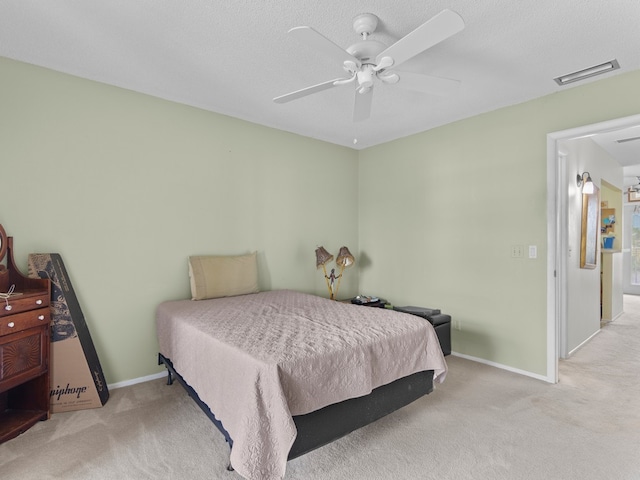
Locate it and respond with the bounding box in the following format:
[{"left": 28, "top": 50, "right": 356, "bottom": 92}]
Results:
[
  {"left": 0, "top": 308, "right": 50, "bottom": 336},
  {"left": 0, "top": 293, "right": 49, "bottom": 317},
  {"left": 0, "top": 325, "right": 48, "bottom": 391}
]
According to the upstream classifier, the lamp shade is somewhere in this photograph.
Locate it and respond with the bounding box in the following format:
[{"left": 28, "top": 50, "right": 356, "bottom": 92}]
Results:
[
  {"left": 336, "top": 246, "right": 355, "bottom": 268},
  {"left": 315, "top": 246, "right": 334, "bottom": 268},
  {"left": 583, "top": 175, "right": 595, "bottom": 194},
  {"left": 577, "top": 172, "right": 595, "bottom": 194}
]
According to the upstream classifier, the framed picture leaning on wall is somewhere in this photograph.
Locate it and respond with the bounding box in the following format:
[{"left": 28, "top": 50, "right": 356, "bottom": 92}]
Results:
[
  {"left": 628, "top": 188, "right": 640, "bottom": 202},
  {"left": 580, "top": 185, "right": 600, "bottom": 269}
]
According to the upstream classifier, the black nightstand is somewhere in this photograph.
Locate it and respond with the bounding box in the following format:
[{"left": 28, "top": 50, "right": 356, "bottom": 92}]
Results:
[{"left": 393, "top": 306, "right": 451, "bottom": 356}]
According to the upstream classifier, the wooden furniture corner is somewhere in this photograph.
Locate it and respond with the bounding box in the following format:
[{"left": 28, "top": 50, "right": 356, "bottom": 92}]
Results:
[{"left": 0, "top": 232, "right": 51, "bottom": 444}]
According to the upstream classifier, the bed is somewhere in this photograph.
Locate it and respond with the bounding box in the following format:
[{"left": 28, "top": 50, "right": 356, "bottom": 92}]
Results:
[{"left": 156, "top": 288, "right": 447, "bottom": 480}]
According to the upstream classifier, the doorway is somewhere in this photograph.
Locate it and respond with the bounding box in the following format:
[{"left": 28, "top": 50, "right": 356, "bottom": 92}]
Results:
[
  {"left": 547, "top": 113, "right": 640, "bottom": 384},
  {"left": 623, "top": 204, "right": 640, "bottom": 295}
]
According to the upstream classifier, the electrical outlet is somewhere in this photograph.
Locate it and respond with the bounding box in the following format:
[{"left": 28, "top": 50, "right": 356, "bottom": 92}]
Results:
[
  {"left": 511, "top": 245, "right": 524, "bottom": 258},
  {"left": 453, "top": 319, "right": 462, "bottom": 331}
]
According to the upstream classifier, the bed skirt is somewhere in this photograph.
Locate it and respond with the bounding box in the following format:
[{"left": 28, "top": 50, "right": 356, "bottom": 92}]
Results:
[{"left": 158, "top": 353, "right": 434, "bottom": 461}]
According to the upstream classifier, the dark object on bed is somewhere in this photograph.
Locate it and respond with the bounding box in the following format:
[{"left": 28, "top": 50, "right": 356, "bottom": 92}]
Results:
[
  {"left": 350, "top": 295, "right": 387, "bottom": 307},
  {"left": 158, "top": 353, "right": 434, "bottom": 461},
  {"left": 394, "top": 306, "right": 452, "bottom": 356}
]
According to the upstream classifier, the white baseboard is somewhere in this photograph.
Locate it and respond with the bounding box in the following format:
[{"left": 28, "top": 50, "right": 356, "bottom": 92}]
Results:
[
  {"left": 450, "top": 351, "right": 551, "bottom": 383},
  {"left": 611, "top": 311, "right": 624, "bottom": 322},
  {"left": 108, "top": 371, "right": 166, "bottom": 390},
  {"left": 567, "top": 328, "right": 600, "bottom": 357},
  {"left": 111, "top": 352, "right": 554, "bottom": 391}
]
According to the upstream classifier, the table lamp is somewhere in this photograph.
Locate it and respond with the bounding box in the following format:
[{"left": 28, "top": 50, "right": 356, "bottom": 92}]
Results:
[{"left": 315, "top": 246, "right": 355, "bottom": 300}]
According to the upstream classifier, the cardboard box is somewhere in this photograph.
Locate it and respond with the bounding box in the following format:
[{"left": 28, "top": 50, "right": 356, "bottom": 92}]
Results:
[{"left": 28, "top": 253, "right": 109, "bottom": 413}]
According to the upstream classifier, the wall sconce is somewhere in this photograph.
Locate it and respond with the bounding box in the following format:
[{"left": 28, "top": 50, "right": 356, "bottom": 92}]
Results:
[
  {"left": 577, "top": 172, "right": 595, "bottom": 194},
  {"left": 315, "top": 246, "right": 355, "bottom": 300}
]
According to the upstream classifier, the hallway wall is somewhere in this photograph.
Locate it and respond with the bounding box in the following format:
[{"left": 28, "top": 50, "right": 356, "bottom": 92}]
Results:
[{"left": 562, "top": 137, "right": 623, "bottom": 354}]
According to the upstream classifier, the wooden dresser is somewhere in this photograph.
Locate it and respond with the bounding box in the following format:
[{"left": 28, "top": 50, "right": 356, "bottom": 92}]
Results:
[{"left": 0, "top": 225, "right": 51, "bottom": 444}]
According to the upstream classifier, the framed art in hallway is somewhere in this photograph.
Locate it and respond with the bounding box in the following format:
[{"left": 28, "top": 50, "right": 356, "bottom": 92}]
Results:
[
  {"left": 628, "top": 188, "right": 640, "bottom": 202},
  {"left": 580, "top": 185, "right": 600, "bottom": 269}
]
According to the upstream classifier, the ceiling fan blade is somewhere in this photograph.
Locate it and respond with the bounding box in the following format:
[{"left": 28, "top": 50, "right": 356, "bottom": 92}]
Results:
[
  {"left": 394, "top": 71, "right": 460, "bottom": 96},
  {"left": 353, "top": 88, "right": 373, "bottom": 122},
  {"left": 376, "top": 9, "right": 464, "bottom": 69},
  {"left": 289, "top": 26, "right": 361, "bottom": 68},
  {"left": 273, "top": 78, "right": 347, "bottom": 104}
]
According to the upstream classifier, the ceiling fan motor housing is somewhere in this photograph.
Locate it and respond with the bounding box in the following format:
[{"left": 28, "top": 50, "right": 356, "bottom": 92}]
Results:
[
  {"left": 348, "top": 13, "right": 386, "bottom": 64},
  {"left": 346, "top": 40, "right": 386, "bottom": 64},
  {"left": 274, "top": 9, "right": 465, "bottom": 122},
  {"left": 353, "top": 13, "right": 379, "bottom": 37}
]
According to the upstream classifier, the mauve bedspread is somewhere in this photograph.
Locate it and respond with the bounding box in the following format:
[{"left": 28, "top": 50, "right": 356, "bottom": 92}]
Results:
[{"left": 156, "top": 290, "right": 447, "bottom": 480}]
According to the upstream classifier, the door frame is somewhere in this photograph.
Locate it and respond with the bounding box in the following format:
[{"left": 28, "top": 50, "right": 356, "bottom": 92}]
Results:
[
  {"left": 622, "top": 204, "right": 640, "bottom": 294},
  {"left": 547, "top": 113, "right": 640, "bottom": 383}
]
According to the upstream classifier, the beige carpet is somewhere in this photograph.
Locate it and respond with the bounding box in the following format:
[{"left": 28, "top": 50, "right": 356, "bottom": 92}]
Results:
[{"left": 2, "top": 296, "right": 639, "bottom": 480}]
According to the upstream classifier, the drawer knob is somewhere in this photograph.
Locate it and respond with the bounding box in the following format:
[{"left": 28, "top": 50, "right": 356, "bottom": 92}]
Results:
[
  {"left": 7, "top": 322, "right": 15, "bottom": 328},
  {"left": 38, "top": 315, "right": 45, "bottom": 321},
  {"left": 36, "top": 299, "right": 43, "bottom": 305},
  {"left": 4, "top": 305, "right": 12, "bottom": 311}
]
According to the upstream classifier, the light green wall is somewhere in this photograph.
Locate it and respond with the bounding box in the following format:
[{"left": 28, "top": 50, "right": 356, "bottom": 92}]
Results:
[
  {"left": 358, "top": 69, "right": 640, "bottom": 376},
  {"left": 3, "top": 54, "right": 640, "bottom": 383},
  {"left": 0, "top": 57, "right": 358, "bottom": 384}
]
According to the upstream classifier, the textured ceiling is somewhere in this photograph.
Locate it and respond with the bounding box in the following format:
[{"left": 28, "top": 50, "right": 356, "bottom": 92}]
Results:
[
  {"left": 1, "top": 0, "right": 640, "bottom": 159},
  {"left": 594, "top": 125, "right": 640, "bottom": 187}
]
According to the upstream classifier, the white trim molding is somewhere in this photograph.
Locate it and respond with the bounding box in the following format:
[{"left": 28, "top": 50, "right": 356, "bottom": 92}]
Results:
[
  {"left": 451, "top": 352, "right": 549, "bottom": 383},
  {"left": 108, "top": 371, "right": 166, "bottom": 390},
  {"left": 546, "top": 113, "right": 640, "bottom": 385}
]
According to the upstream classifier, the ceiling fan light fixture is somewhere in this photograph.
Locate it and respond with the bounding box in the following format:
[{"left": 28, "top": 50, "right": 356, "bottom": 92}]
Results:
[
  {"left": 374, "top": 56, "right": 394, "bottom": 71},
  {"left": 379, "top": 72, "right": 399, "bottom": 84},
  {"left": 357, "top": 67, "right": 374, "bottom": 90},
  {"left": 274, "top": 10, "right": 466, "bottom": 121},
  {"left": 343, "top": 60, "right": 358, "bottom": 74},
  {"left": 554, "top": 59, "right": 620, "bottom": 86}
]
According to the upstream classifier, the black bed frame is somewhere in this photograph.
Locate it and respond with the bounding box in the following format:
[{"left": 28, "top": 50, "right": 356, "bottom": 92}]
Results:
[{"left": 158, "top": 353, "right": 434, "bottom": 465}]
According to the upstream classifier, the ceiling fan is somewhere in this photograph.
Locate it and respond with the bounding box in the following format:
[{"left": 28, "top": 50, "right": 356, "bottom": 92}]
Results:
[{"left": 273, "top": 9, "right": 465, "bottom": 122}]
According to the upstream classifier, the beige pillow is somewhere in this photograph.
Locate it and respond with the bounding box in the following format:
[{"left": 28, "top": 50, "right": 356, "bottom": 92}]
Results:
[{"left": 188, "top": 252, "right": 259, "bottom": 300}]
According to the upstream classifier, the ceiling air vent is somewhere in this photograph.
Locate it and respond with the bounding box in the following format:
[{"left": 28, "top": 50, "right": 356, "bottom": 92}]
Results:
[
  {"left": 616, "top": 136, "right": 640, "bottom": 144},
  {"left": 554, "top": 59, "right": 620, "bottom": 86}
]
